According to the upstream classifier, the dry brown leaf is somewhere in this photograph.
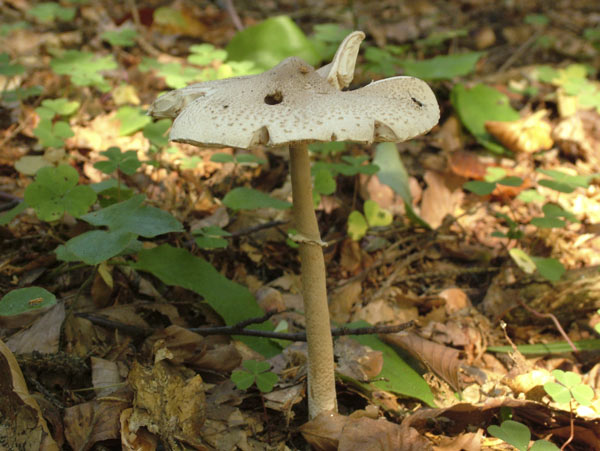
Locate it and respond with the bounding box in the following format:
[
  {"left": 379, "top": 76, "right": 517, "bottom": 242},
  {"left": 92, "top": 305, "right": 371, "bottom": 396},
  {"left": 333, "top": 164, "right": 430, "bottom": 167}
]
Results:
[
  {"left": 120, "top": 408, "right": 158, "bottom": 451},
  {"left": 91, "top": 356, "right": 122, "bottom": 397},
  {"left": 485, "top": 110, "right": 553, "bottom": 153},
  {"left": 64, "top": 395, "right": 130, "bottom": 451},
  {"left": 335, "top": 336, "right": 383, "bottom": 381},
  {"left": 438, "top": 288, "right": 471, "bottom": 314},
  {"left": 330, "top": 280, "right": 362, "bottom": 323},
  {"left": 420, "top": 170, "right": 464, "bottom": 229},
  {"left": 6, "top": 302, "right": 65, "bottom": 354},
  {"left": 383, "top": 332, "right": 462, "bottom": 391},
  {"left": 433, "top": 430, "right": 483, "bottom": 451},
  {"left": 0, "top": 339, "right": 59, "bottom": 450},
  {"left": 128, "top": 360, "right": 206, "bottom": 448},
  {"left": 447, "top": 150, "right": 487, "bottom": 180}
]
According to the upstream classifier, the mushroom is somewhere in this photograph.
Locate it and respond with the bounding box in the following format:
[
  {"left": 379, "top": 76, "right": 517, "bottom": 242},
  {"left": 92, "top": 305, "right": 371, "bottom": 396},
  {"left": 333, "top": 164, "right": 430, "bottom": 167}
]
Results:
[{"left": 149, "top": 32, "right": 439, "bottom": 419}]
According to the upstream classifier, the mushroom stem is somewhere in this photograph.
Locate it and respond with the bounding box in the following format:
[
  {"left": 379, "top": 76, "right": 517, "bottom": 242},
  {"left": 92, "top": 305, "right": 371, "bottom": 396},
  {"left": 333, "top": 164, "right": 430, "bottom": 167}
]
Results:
[{"left": 289, "top": 141, "right": 337, "bottom": 419}]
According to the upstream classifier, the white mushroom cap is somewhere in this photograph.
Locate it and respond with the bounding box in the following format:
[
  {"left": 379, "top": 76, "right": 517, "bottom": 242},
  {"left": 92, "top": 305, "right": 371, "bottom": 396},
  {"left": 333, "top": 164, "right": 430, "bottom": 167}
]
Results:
[
  {"left": 316, "top": 30, "right": 365, "bottom": 90},
  {"left": 166, "top": 56, "right": 439, "bottom": 149},
  {"left": 148, "top": 31, "right": 365, "bottom": 119}
]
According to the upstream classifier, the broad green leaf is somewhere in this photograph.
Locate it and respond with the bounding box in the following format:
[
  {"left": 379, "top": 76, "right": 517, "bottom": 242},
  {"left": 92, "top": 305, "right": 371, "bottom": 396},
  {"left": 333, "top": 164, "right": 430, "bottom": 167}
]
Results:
[
  {"left": 24, "top": 165, "right": 97, "bottom": 221},
  {"left": 80, "top": 195, "right": 183, "bottom": 237},
  {"left": 463, "top": 180, "right": 496, "bottom": 195},
  {"left": 531, "top": 257, "right": 565, "bottom": 281},
  {"left": 509, "top": 248, "right": 536, "bottom": 274},
  {"left": 310, "top": 23, "right": 352, "bottom": 60},
  {"left": 0, "top": 201, "right": 27, "bottom": 225},
  {"left": 0, "top": 22, "right": 29, "bottom": 37},
  {"left": 101, "top": 28, "right": 137, "bottom": 47},
  {"left": 153, "top": 7, "right": 186, "bottom": 28},
  {"left": 0, "top": 53, "right": 24, "bottom": 77},
  {"left": 115, "top": 106, "right": 153, "bottom": 136},
  {"left": 309, "top": 141, "right": 346, "bottom": 155},
  {"left": 498, "top": 176, "right": 524, "bottom": 187},
  {"left": 402, "top": 52, "right": 484, "bottom": 80},
  {"left": 0, "top": 287, "right": 56, "bottom": 316},
  {"left": 348, "top": 321, "right": 435, "bottom": 406},
  {"left": 63, "top": 230, "right": 138, "bottom": 265},
  {"left": 223, "top": 187, "right": 291, "bottom": 210},
  {"left": 347, "top": 211, "right": 368, "bottom": 241},
  {"left": 484, "top": 167, "right": 507, "bottom": 182},
  {"left": 314, "top": 168, "right": 336, "bottom": 195},
  {"left": 487, "top": 420, "right": 530, "bottom": 451},
  {"left": 133, "top": 244, "right": 279, "bottom": 357},
  {"left": 537, "top": 169, "right": 593, "bottom": 193},
  {"left": 451, "top": 84, "right": 520, "bottom": 153},
  {"left": 226, "top": 16, "right": 320, "bottom": 70},
  {"left": 364, "top": 200, "right": 392, "bottom": 228},
  {"left": 231, "top": 370, "right": 255, "bottom": 390},
  {"left": 143, "top": 119, "right": 171, "bottom": 148}
]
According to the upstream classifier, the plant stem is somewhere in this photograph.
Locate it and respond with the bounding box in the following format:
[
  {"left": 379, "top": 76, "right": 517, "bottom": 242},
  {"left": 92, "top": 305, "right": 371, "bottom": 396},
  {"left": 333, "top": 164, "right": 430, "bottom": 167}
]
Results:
[{"left": 289, "top": 141, "right": 337, "bottom": 419}]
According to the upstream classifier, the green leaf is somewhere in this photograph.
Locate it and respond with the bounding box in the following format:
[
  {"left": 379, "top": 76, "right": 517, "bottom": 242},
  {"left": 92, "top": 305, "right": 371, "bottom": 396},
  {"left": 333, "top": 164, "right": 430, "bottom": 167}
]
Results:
[
  {"left": 94, "top": 147, "right": 142, "bottom": 175},
  {"left": 0, "top": 287, "right": 57, "bottom": 316},
  {"left": 309, "top": 141, "right": 346, "bottom": 155},
  {"left": 525, "top": 14, "right": 550, "bottom": 26},
  {"left": 225, "top": 16, "right": 320, "bottom": 70},
  {"left": 0, "top": 53, "right": 25, "bottom": 77},
  {"left": 180, "top": 156, "right": 203, "bottom": 169},
  {"left": 451, "top": 84, "right": 520, "bottom": 153},
  {"left": 543, "top": 381, "right": 572, "bottom": 404},
  {"left": 536, "top": 169, "right": 593, "bottom": 193},
  {"left": 29, "top": 2, "right": 76, "bottom": 23},
  {"left": 133, "top": 244, "right": 279, "bottom": 357},
  {"left": 34, "top": 118, "right": 74, "bottom": 148},
  {"left": 314, "top": 168, "right": 336, "bottom": 195},
  {"left": 484, "top": 167, "right": 507, "bottom": 182},
  {"left": 487, "top": 339, "right": 600, "bottom": 354},
  {"left": 222, "top": 187, "right": 291, "bottom": 211},
  {"left": 24, "top": 165, "right": 97, "bottom": 221},
  {"left": 530, "top": 440, "right": 560, "bottom": 451},
  {"left": 498, "top": 176, "right": 524, "bottom": 187},
  {"left": 402, "top": 52, "right": 484, "bottom": 80},
  {"left": 310, "top": 23, "right": 353, "bottom": 60},
  {"left": 571, "top": 384, "right": 594, "bottom": 406},
  {"left": 348, "top": 321, "right": 435, "bottom": 406},
  {"left": 243, "top": 359, "right": 270, "bottom": 373},
  {"left": 188, "top": 43, "right": 227, "bottom": 65},
  {"left": 347, "top": 211, "right": 368, "bottom": 241},
  {"left": 463, "top": 180, "right": 496, "bottom": 195},
  {"left": 115, "top": 106, "right": 153, "bottom": 136},
  {"left": 551, "top": 369, "right": 580, "bottom": 388},
  {"left": 235, "top": 154, "right": 266, "bottom": 165},
  {"left": 51, "top": 50, "right": 117, "bottom": 92},
  {"left": 143, "top": 119, "right": 171, "bottom": 148},
  {"left": 0, "top": 201, "right": 27, "bottom": 225},
  {"left": 255, "top": 371, "right": 278, "bottom": 392},
  {"left": 1, "top": 85, "right": 43, "bottom": 103},
  {"left": 531, "top": 217, "right": 565, "bottom": 228},
  {"left": 364, "top": 200, "right": 392, "bottom": 228},
  {"left": 517, "top": 189, "right": 545, "bottom": 203},
  {"left": 487, "top": 420, "right": 531, "bottom": 451},
  {"left": 80, "top": 195, "right": 183, "bottom": 237},
  {"left": 101, "top": 28, "right": 137, "bottom": 47},
  {"left": 194, "top": 236, "right": 228, "bottom": 249},
  {"left": 231, "top": 370, "right": 255, "bottom": 390},
  {"left": 62, "top": 230, "right": 138, "bottom": 265},
  {"left": 210, "top": 153, "right": 235, "bottom": 163},
  {"left": 531, "top": 257, "right": 565, "bottom": 281},
  {"left": 41, "top": 98, "right": 79, "bottom": 116}
]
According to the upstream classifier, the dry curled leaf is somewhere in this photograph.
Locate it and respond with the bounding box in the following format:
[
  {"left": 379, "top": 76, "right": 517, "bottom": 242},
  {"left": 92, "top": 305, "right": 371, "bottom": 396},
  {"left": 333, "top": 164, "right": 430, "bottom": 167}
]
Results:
[{"left": 485, "top": 110, "right": 553, "bottom": 153}]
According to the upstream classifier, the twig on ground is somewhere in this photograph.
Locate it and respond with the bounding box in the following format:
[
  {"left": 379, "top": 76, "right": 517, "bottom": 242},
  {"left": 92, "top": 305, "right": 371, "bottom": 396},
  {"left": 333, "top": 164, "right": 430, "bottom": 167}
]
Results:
[
  {"left": 516, "top": 299, "right": 578, "bottom": 352},
  {"left": 76, "top": 310, "right": 414, "bottom": 341},
  {"left": 223, "top": 0, "right": 244, "bottom": 31}
]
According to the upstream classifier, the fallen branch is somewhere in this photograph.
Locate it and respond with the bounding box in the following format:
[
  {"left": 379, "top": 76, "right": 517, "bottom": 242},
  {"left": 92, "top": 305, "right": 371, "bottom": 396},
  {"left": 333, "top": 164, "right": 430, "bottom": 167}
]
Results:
[{"left": 75, "top": 310, "right": 414, "bottom": 341}]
